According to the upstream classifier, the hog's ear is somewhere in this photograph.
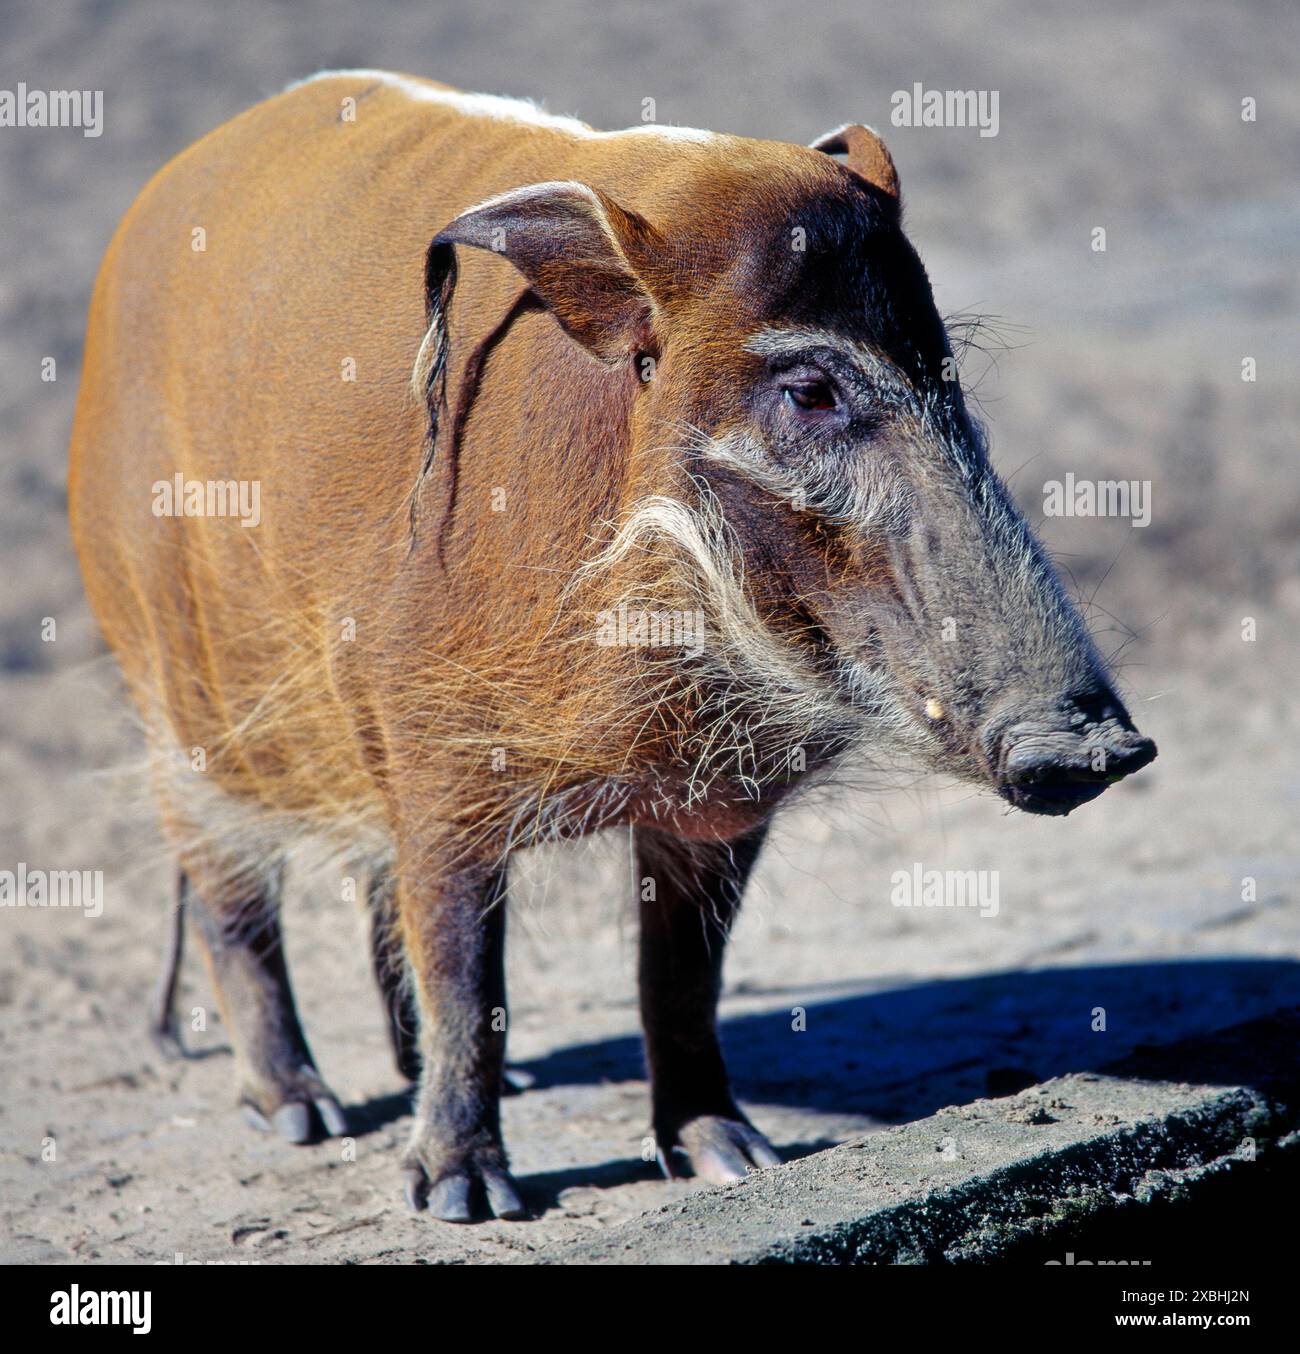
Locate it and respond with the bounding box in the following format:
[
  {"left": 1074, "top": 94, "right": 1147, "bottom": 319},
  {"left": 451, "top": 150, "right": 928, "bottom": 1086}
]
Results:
[
  {"left": 428, "top": 180, "right": 664, "bottom": 364},
  {"left": 810, "top": 123, "right": 900, "bottom": 201}
]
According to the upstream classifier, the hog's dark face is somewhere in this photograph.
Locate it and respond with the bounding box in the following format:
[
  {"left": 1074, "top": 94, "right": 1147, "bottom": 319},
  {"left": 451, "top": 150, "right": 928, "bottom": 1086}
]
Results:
[{"left": 682, "top": 178, "right": 1156, "bottom": 813}]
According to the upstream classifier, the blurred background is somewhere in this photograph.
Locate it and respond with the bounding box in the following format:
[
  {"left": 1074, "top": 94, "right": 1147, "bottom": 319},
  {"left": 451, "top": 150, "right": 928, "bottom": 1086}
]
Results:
[{"left": 1, "top": 0, "right": 1297, "bottom": 1263}]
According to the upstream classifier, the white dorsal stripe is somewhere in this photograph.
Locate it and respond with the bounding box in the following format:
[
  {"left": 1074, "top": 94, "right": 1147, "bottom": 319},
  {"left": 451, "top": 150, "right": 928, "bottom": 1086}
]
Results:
[{"left": 288, "top": 69, "right": 714, "bottom": 142}]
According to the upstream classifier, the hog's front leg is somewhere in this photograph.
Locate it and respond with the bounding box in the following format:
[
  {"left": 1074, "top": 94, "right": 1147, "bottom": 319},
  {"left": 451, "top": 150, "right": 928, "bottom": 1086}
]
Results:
[
  {"left": 635, "top": 826, "right": 782, "bottom": 1183},
  {"left": 396, "top": 860, "right": 525, "bottom": 1222}
]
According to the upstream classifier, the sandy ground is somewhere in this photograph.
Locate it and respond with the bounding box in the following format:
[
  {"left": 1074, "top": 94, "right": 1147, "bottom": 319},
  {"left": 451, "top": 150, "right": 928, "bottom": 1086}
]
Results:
[{"left": 1, "top": 0, "right": 1297, "bottom": 1264}]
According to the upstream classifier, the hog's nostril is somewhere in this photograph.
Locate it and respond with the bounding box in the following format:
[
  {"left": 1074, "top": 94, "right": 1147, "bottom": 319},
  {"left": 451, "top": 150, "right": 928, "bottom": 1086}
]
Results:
[
  {"left": 1099, "top": 734, "right": 1158, "bottom": 779},
  {"left": 1066, "top": 684, "right": 1130, "bottom": 731}
]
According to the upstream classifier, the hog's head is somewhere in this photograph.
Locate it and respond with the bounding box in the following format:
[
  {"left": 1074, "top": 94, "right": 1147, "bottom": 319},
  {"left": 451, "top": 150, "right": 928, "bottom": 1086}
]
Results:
[{"left": 424, "top": 124, "right": 1155, "bottom": 814}]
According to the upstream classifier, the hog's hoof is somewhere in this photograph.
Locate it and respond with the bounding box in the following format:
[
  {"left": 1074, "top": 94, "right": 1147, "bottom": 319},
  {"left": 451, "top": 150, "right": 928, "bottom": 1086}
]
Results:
[
  {"left": 402, "top": 1148, "right": 528, "bottom": 1223},
  {"left": 238, "top": 1068, "right": 349, "bottom": 1144},
  {"left": 149, "top": 1021, "right": 186, "bottom": 1062},
  {"left": 502, "top": 1066, "right": 536, "bottom": 1096},
  {"left": 662, "top": 1115, "right": 782, "bottom": 1184}
]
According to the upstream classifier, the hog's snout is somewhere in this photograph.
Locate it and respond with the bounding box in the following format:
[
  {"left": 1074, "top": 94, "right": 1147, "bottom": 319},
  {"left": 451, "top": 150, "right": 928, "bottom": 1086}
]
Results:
[{"left": 982, "top": 689, "right": 1157, "bottom": 817}]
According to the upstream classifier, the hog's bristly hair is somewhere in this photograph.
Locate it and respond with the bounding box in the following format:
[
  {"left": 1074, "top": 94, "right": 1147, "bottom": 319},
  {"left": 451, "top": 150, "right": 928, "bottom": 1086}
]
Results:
[{"left": 142, "top": 460, "right": 902, "bottom": 893}]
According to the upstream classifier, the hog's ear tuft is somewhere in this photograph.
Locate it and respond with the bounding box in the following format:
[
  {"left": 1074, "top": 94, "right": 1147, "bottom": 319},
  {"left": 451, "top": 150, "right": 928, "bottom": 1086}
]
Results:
[
  {"left": 428, "top": 181, "right": 663, "bottom": 364},
  {"left": 810, "top": 124, "right": 900, "bottom": 202}
]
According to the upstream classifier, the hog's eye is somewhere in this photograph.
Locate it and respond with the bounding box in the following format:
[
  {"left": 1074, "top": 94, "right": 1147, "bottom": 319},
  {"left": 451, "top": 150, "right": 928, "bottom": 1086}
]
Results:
[{"left": 783, "top": 380, "right": 838, "bottom": 413}]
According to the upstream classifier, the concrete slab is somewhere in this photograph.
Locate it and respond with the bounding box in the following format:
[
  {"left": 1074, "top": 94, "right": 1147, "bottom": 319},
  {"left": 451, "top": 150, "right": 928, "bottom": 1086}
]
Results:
[{"left": 534, "top": 1008, "right": 1299, "bottom": 1264}]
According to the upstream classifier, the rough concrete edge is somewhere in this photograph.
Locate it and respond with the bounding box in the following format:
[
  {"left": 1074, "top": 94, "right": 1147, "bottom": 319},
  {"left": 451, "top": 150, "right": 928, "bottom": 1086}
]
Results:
[
  {"left": 760, "top": 1085, "right": 1281, "bottom": 1265},
  {"left": 532, "top": 1007, "right": 1299, "bottom": 1266}
]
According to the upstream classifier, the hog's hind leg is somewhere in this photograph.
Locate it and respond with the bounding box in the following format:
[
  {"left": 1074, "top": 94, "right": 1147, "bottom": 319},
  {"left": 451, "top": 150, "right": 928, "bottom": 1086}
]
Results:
[
  {"left": 182, "top": 860, "right": 348, "bottom": 1144},
  {"left": 148, "top": 869, "right": 188, "bottom": 1060},
  {"left": 367, "top": 869, "right": 421, "bottom": 1082}
]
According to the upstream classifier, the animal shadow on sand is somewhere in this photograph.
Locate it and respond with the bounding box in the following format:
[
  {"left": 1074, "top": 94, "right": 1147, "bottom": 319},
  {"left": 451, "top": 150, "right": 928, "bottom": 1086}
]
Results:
[{"left": 343, "top": 956, "right": 1300, "bottom": 1212}]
